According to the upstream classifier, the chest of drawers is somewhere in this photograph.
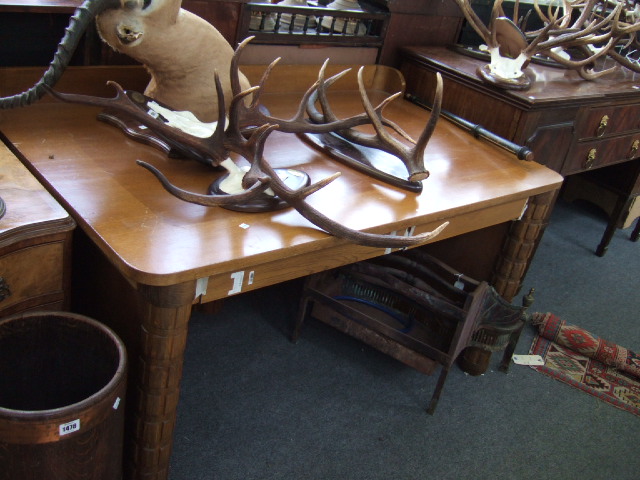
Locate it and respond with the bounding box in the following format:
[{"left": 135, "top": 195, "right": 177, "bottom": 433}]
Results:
[
  {"left": 399, "top": 46, "right": 640, "bottom": 255},
  {"left": 0, "top": 141, "right": 75, "bottom": 316}
]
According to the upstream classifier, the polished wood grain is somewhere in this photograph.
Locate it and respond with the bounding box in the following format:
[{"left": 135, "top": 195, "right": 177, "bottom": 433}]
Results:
[
  {"left": 0, "top": 64, "right": 562, "bottom": 480},
  {"left": 0, "top": 142, "right": 75, "bottom": 315}
]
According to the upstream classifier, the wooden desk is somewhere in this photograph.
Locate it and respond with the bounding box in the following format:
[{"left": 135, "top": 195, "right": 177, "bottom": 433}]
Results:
[
  {"left": 399, "top": 46, "right": 640, "bottom": 255},
  {"left": 0, "top": 64, "right": 561, "bottom": 480}
]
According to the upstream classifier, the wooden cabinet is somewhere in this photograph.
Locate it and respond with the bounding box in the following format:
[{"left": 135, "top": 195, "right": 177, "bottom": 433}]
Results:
[
  {"left": 0, "top": 141, "right": 75, "bottom": 316},
  {"left": 398, "top": 46, "right": 640, "bottom": 175},
  {"left": 398, "top": 46, "right": 640, "bottom": 255}
]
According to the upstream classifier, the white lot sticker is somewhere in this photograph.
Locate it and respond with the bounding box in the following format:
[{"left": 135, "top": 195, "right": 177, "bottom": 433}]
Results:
[
  {"left": 59, "top": 419, "right": 80, "bottom": 436},
  {"left": 512, "top": 354, "right": 544, "bottom": 366},
  {"left": 228, "top": 271, "right": 245, "bottom": 295}
]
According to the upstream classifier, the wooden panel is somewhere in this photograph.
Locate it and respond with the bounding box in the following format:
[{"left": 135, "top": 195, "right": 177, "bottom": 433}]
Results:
[
  {"left": 0, "top": 242, "right": 65, "bottom": 314},
  {"left": 197, "top": 199, "right": 527, "bottom": 303},
  {"left": 565, "top": 134, "right": 640, "bottom": 174},
  {"left": 575, "top": 103, "right": 640, "bottom": 140},
  {"left": 400, "top": 59, "right": 523, "bottom": 140},
  {"left": 0, "top": 141, "right": 74, "bottom": 315}
]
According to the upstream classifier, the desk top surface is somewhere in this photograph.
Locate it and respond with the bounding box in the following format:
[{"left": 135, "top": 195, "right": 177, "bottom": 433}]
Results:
[
  {"left": 0, "top": 142, "right": 73, "bottom": 246},
  {"left": 0, "top": 65, "right": 562, "bottom": 288},
  {"left": 401, "top": 46, "right": 640, "bottom": 107}
]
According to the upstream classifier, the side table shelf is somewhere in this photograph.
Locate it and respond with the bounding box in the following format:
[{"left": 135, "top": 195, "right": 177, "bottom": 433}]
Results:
[{"left": 0, "top": 141, "right": 75, "bottom": 316}]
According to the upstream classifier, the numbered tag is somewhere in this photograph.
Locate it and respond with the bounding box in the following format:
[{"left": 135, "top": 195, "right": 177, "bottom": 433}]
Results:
[{"left": 59, "top": 419, "right": 80, "bottom": 436}]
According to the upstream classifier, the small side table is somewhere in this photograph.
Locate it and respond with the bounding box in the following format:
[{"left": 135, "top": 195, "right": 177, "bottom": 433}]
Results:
[{"left": 0, "top": 141, "right": 75, "bottom": 316}]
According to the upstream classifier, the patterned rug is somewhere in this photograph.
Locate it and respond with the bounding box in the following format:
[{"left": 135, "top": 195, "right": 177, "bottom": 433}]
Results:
[{"left": 529, "top": 312, "right": 640, "bottom": 417}]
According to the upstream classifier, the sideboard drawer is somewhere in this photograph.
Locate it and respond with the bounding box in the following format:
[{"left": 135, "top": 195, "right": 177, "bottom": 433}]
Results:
[
  {"left": 0, "top": 142, "right": 75, "bottom": 316},
  {"left": 0, "top": 241, "right": 65, "bottom": 313},
  {"left": 564, "top": 133, "right": 640, "bottom": 174},
  {"left": 575, "top": 103, "right": 640, "bottom": 140}
]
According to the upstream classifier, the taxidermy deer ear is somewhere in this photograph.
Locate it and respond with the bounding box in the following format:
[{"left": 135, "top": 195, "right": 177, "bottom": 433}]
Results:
[{"left": 494, "top": 18, "right": 527, "bottom": 59}]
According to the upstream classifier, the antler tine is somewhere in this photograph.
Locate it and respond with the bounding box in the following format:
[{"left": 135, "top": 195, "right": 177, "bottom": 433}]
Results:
[
  {"left": 414, "top": 73, "right": 443, "bottom": 159},
  {"left": 453, "top": 0, "right": 492, "bottom": 45},
  {"left": 307, "top": 68, "right": 417, "bottom": 144},
  {"left": 250, "top": 56, "right": 281, "bottom": 109},
  {"left": 337, "top": 67, "right": 435, "bottom": 182},
  {"left": 227, "top": 85, "right": 261, "bottom": 143},
  {"left": 46, "top": 81, "right": 230, "bottom": 166},
  {"left": 210, "top": 71, "right": 229, "bottom": 151},
  {"left": 609, "top": 48, "right": 640, "bottom": 73},
  {"left": 136, "top": 160, "right": 271, "bottom": 207},
  {"left": 231, "top": 36, "right": 254, "bottom": 97},
  {"left": 569, "top": 0, "right": 599, "bottom": 29},
  {"left": 255, "top": 149, "right": 448, "bottom": 248},
  {"left": 310, "top": 60, "right": 352, "bottom": 124}
]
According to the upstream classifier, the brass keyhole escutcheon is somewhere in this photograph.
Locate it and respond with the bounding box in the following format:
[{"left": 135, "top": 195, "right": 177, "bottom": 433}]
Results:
[
  {"left": 596, "top": 115, "right": 609, "bottom": 137},
  {"left": 585, "top": 148, "right": 597, "bottom": 169},
  {"left": 630, "top": 139, "right": 640, "bottom": 159},
  {"left": 0, "top": 276, "right": 10, "bottom": 302}
]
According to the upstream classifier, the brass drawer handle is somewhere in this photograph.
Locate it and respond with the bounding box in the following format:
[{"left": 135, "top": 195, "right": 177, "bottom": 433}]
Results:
[
  {"left": 596, "top": 115, "right": 609, "bottom": 137},
  {"left": 585, "top": 148, "right": 597, "bottom": 169},
  {"left": 0, "top": 277, "right": 10, "bottom": 303},
  {"left": 630, "top": 139, "right": 640, "bottom": 159}
]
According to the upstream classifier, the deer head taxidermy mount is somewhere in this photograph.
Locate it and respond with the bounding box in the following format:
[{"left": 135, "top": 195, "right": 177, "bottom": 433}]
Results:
[
  {"left": 0, "top": 0, "right": 250, "bottom": 120},
  {"left": 454, "top": 0, "right": 640, "bottom": 90},
  {"left": 0, "top": 0, "right": 448, "bottom": 248}
]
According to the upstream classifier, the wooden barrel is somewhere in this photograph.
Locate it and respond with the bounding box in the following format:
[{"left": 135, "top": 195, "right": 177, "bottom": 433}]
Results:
[{"left": 0, "top": 311, "right": 127, "bottom": 480}]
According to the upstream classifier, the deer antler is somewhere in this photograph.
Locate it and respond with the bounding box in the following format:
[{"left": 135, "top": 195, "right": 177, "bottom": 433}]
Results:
[
  {"left": 46, "top": 43, "right": 449, "bottom": 248},
  {"left": 454, "top": 0, "right": 640, "bottom": 88},
  {"left": 230, "top": 37, "right": 440, "bottom": 182}
]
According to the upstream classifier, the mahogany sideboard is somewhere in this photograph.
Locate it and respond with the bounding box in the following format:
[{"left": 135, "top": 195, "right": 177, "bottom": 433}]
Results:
[
  {"left": 0, "top": 64, "right": 561, "bottom": 480},
  {"left": 0, "top": 142, "right": 75, "bottom": 317},
  {"left": 399, "top": 46, "right": 640, "bottom": 256}
]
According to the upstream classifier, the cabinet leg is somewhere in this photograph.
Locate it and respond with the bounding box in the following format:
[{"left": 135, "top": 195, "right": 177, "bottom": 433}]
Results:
[
  {"left": 631, "top": 218, "right": 640, "bottom": 242},
  {"left": 596, "top": 195, "right": 630, "bottom": 257}
]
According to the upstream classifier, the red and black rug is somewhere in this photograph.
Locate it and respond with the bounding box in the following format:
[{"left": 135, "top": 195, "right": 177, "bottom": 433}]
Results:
[{"left": 529, "top": 312, "right": 640, "bottom": 417}]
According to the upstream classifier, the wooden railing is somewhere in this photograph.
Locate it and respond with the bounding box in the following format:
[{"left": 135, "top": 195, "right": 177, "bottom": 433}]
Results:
[{"left": 236, "top": 2, "right": 389, "bottom": 47}]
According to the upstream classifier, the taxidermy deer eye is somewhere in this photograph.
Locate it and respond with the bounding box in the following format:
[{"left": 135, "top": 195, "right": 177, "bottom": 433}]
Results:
[{"left": 142, "top": 0, "right": 152, "bottom": 9}]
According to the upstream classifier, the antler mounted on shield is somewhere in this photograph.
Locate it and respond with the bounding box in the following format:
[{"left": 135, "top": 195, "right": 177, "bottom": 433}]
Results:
[
  {"left": 454, "top": 0, "right": 640, "bottom": 90},
  {"left": 46, "top": 38, "right": 448, "bottom": 248}
]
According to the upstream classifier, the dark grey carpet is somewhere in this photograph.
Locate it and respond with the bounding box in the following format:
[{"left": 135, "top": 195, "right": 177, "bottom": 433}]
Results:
[{"left": 169, "top": 197, "right": 639, "bottom": 480}]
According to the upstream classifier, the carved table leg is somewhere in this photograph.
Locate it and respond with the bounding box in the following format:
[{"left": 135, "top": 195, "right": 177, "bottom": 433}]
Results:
[
  {"left": 125, "top": 282, "right": 197, "bottom": 480},
  {"left": 491, "top": 189, "right": 558, "bottom": 302}
]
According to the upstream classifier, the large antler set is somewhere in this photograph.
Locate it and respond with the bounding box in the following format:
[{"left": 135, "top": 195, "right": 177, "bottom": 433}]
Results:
[
  {"left": 455, "top": 0, "right": 640, "bottom": 89},
  {"left": 46, "top": 38, "right": 447, "bottom": 248}
]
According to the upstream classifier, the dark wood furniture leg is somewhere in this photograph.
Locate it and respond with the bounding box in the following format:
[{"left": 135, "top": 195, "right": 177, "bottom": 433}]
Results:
[
  {"left": 631, "top": 218, "right": 640, "bottom": 242},
  {"left": 595, "top": 195, "right": 631, "bottom": 257},
  {"left": 427, "top": 366, "right": 450, "bottom": 415},
  {"left": 71, "top": 231, "right": 196, "bottom": 480}
]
